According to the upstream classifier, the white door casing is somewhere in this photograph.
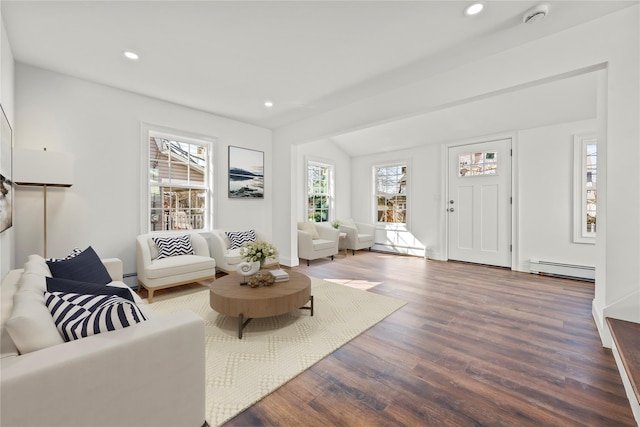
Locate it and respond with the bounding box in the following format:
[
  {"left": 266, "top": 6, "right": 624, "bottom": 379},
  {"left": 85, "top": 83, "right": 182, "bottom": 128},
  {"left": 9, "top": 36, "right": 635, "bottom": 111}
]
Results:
[{"left": 447, "top": 139, "right": 512, "bottom": 267}]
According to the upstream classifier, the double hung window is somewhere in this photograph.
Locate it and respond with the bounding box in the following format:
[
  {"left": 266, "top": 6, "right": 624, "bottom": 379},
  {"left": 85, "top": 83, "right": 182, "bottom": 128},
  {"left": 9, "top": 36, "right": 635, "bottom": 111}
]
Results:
[
  {"left": 147, "top": 132, "right": 212, "bottom": 232},
  {"left": 306, "top": 161, "right": 333, "bottom": 222},
  {"left": 375, "top": 164, "right": 407, "bottom": 224}
]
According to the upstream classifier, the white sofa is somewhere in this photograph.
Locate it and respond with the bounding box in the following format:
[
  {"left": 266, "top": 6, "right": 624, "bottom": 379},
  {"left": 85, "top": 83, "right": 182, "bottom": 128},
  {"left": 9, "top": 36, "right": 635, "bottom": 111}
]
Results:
[
  {"left": 297, "top": 222, "right": 340, "bottom": 266},
  {"left": 136, "top": 232, "right": 216, "bottom": 302},
  {"left": 338, "top": 219, "right": 376, "bottom": 255},
  {"left": 210, "top": 228, "right": 279, "bottom": 273},
  {"left": 0, "top": 255, "right": 206, "bottom": 427}
]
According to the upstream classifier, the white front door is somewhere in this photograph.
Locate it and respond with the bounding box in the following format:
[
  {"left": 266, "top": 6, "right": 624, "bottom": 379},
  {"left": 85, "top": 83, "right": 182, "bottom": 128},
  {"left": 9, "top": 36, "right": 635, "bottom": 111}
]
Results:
[{"left": 447, "top": 139, "right": 512, "bottom": 267}]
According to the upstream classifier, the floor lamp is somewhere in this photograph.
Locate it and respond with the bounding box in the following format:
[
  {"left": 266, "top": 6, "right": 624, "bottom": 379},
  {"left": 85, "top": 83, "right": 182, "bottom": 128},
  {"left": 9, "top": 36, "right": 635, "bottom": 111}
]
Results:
[{"left": 14, "top": 148, "right": 74, "bottom": 258}]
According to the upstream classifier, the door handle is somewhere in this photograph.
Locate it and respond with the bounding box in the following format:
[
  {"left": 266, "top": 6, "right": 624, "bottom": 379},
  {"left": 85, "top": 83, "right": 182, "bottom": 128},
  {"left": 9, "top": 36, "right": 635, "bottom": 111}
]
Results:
[{"left": 447, "top": 207, "right": 455, "bottom": 212}]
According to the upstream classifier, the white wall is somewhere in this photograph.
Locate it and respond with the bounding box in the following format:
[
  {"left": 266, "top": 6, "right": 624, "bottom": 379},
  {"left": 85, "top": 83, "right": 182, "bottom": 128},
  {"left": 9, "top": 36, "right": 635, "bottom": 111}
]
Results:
[
  {"left": 274, "top": 6, "right": 639, "bottom": 344},
  {"left": 14, "top": 64, "right": 272, "bottom": 277},
  {"left": 351, "top": 144, "right": 441, "bottom": 257},
  {"left": 348, "top": 118, "right": 599, "bottom": 269},
  {"left": 517, "top": 119, "right": 597, "bottom": 271},
  {"left": 0, "top": 12, "right": 15, "bottom": 279},
  {"left": 296, "top": 138, "right": 351, "bottom": 223}
]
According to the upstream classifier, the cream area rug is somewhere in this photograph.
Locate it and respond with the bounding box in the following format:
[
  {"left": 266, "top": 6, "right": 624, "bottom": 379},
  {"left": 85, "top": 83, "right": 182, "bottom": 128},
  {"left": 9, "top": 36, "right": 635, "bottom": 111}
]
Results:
[{"left": 149, "top": 277, "right": 406, "bottom": 427}]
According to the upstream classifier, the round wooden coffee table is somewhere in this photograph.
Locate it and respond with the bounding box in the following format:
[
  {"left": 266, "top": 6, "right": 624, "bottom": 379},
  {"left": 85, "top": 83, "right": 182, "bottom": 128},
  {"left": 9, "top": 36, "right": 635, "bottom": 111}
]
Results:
[{"left": 209, "top": 270, "right": 313, "bottom": 338}]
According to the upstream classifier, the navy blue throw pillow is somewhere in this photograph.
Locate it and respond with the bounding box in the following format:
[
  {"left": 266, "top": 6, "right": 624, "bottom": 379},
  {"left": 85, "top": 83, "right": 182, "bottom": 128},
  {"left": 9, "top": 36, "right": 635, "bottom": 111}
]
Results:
[
  {"left": 46, "top": 246, "right": 113, "bottom": 285},
  {"left": 46, "top": 277, "right": 135, "bottom": 302}
]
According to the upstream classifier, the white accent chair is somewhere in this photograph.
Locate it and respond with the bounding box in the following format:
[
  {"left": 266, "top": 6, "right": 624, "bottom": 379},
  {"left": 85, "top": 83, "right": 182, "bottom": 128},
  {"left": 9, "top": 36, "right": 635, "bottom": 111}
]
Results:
[
  {"left": 136, "top": 232, "right": 216, "bottom": 302},
  {"left": 339, "top": 219, "right": 376, "bottom": 255},
  {"left": 297, "top": 222, "right": 340, "bottom": 266},
  {"left": 210, "top": 229, "right": 279, "bottom": 273}
]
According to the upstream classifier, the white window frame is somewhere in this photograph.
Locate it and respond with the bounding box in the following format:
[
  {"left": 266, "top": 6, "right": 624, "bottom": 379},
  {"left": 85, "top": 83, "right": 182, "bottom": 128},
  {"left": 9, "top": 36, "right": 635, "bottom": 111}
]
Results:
[
  {"left": 573, "top": 133, "right": 597, "bottom": 244},
  {"left": 305, "top": 159, "right": 334, "bottom": 223},
  {"left": 374, "top": 162, "right": 408, "bottom": 227},
  {"left": 140, "top": 123, "right": 216, "bottom": 234}
]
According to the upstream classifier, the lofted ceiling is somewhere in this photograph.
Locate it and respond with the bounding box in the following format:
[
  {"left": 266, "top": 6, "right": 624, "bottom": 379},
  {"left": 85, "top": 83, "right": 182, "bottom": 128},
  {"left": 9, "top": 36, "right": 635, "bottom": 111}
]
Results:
[{"left": 2, "top": 1, "right": 635, "bottom": 156}]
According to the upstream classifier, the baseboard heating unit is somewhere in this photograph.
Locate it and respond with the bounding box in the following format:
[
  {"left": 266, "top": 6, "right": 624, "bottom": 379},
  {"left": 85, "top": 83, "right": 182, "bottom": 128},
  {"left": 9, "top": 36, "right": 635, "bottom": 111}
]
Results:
[{"left": 529, "top": 260, "right": 595, "bottom": 282}]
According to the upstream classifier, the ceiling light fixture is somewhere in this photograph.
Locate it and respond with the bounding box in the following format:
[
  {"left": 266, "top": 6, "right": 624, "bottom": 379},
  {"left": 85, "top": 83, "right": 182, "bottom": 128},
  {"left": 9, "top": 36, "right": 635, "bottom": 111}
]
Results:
[
  {"left": 464, "top": 2, "right": 484, "bottom": 16},
  {"left": 523, "top": 4, "right": 549, "bottom": 24},
  {"left": 264, "top": 100, "right": 274, "bottom": 108},
  {"left": 122, "top": 50, "right": 139, "bottom": 60}
]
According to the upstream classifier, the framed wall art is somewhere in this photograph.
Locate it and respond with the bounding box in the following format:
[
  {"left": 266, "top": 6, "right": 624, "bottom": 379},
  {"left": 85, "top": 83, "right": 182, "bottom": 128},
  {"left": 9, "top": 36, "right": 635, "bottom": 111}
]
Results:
[
  {"left": 0, "top": 104, "right": 12, "bottom": 232},
  {"left": 228, "top": 146, "right": 264, "bottom": 199}
]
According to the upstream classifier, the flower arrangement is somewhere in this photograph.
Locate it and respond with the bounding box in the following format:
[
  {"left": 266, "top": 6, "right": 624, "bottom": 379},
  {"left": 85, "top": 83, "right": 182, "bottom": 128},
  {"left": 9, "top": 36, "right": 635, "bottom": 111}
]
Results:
[
  {"left": 331, "top": 220, "right": 340, "bottom": 229},
  {"left": 239, "top": 240, "right": 278, "bottom": 268}
]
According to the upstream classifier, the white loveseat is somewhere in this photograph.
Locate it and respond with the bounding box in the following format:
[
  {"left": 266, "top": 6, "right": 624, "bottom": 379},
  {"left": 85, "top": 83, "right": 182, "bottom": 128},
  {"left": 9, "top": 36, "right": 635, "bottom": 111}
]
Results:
[
  {"left": 0, "top": 255, "right": 206, "bottom": 427},
  {"left": 210, "top": 228, "right": 279, "bottom": 273}
]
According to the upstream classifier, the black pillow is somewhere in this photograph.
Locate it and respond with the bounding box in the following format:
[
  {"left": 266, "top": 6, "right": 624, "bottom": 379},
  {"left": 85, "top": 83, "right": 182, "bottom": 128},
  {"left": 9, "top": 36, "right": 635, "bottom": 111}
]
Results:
[
  {"left": 46, "top": 246, "right": 113, "bottom": 285},
  {"left": 46, "top": 277, "right": 135, "bottom": 302}
]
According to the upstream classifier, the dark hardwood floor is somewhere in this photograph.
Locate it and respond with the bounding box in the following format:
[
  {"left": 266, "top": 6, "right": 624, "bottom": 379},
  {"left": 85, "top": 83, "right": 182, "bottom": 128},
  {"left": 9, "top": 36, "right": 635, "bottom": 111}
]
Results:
[{"left": 216, "top": 251, "right": 635, "bottom": 427}]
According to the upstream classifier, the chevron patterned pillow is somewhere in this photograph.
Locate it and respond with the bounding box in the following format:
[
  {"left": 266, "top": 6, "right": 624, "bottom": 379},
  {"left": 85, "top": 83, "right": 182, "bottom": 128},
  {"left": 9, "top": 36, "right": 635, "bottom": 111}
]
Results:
[
  {"left": 45, "top": 291, "right": 147, "bottom": 342},
  {"left": 46, "top": 247, "right": 83, "bottom": 263},
  {"left": 226, "top": 229, "right": 257, "bottom": 249},
  {"left": 152, "top": 235, "right": 195, "bottom": 259}
]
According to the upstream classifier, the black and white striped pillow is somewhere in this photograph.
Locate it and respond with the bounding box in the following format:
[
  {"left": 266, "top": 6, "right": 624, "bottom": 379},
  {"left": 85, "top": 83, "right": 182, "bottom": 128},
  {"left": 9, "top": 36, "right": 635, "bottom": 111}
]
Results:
[
  {"left": 152, "top": 235, "right": 195, "bottom": 259},
  {"left": 226, "top": 230, "right": 256, "bottom": 249},
  {"left": 44, "top": 291, "right": 147, "bottom": 341}
]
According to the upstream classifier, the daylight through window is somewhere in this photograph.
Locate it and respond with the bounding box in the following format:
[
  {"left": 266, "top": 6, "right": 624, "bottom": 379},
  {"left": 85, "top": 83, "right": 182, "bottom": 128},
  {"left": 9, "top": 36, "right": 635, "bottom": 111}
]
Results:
[
  {"left": 149, "top": 135, "right": 210, "bottom": 231},
  {"left": 307, "top": 162, "right": 332, "bottom": 222},
  {"left": 375, "top": 164, "right": 407, "bottom": 224},
  {"left": 585, "top": 143, "right": 597, "bottom": 234},
  {"left": 573, "top": 134, "right": 596, "bottom": 243}
]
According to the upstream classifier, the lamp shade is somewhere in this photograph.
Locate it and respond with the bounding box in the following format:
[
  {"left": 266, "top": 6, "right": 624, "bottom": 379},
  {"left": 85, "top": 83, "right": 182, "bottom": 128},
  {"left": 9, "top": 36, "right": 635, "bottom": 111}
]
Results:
[{"left": 13, "top": 148, "right": 74, "bottom": 187}]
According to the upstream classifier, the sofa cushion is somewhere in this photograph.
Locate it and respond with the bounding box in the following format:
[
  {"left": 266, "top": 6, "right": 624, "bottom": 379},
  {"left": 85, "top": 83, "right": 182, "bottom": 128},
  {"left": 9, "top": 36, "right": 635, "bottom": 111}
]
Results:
[
  {"left": 45, "top": 292, "right": 147, "bottom": 342},
  {"left": 46, "top": 277, "right": 135, "bottom": 302},
  {"left": 47, "top": 246, "right": 112, "bottom": 285},
  {"left": 145, "top": 255, "right": 216, "bottom": 280},
  {"left": 298, "top": 222, "right": 320, "bottom": 239},
  {"left": 6, "top": 289, "right": 65, "bottom": 354},
  {"left": 224, "top": 248, "right": 243, "bottom": 266},
  {"left": 312, "top": 239, "right": 336, "bottom": 251},
  {"left": 225, "top": 230, "right": 256, "bottom": 249},
  {"left": 358, "top": 233, "right": 374, "bottom": 242},
  {"left": 152, "top": 235, "right": 195, "bottom": 259}
]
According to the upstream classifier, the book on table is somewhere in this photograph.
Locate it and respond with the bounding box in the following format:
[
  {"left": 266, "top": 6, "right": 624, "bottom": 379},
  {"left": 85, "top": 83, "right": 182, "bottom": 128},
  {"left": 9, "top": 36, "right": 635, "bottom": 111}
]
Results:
[{"left": 270, "top": 269, "right": 289, "bottom": 282}]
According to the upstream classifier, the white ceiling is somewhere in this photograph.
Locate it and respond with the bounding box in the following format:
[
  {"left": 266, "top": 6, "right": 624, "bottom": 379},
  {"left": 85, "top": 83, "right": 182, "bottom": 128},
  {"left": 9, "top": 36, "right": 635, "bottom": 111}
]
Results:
[
  {"left": 1, "top": 1, "right": 634, "bottom": 156},
  {"left": 331, "top": 71, "right": 598, "bottom": 156}
]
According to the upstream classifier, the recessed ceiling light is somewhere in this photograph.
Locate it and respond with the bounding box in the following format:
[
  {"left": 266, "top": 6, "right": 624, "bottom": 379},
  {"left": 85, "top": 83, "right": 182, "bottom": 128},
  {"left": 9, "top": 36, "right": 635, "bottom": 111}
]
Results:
[
  {"left": 122, "top": 50, "right": 139, "bottom": 60},
  {"left": 264, "top": 100, "right": 274, "bottom": 108},
  {"left": 464, "top": 2, "right": 484, "bottom": 16}
]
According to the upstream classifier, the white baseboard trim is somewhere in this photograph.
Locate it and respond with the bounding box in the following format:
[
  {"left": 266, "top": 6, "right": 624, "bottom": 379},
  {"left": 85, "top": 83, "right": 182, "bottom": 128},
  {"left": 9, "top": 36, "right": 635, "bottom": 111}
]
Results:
[
  {"left": 592, "top": 299, "right": 611, "bottom": 348},
  {"left": 372, "top": 244, "right": 425, "bottom": 257}
]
